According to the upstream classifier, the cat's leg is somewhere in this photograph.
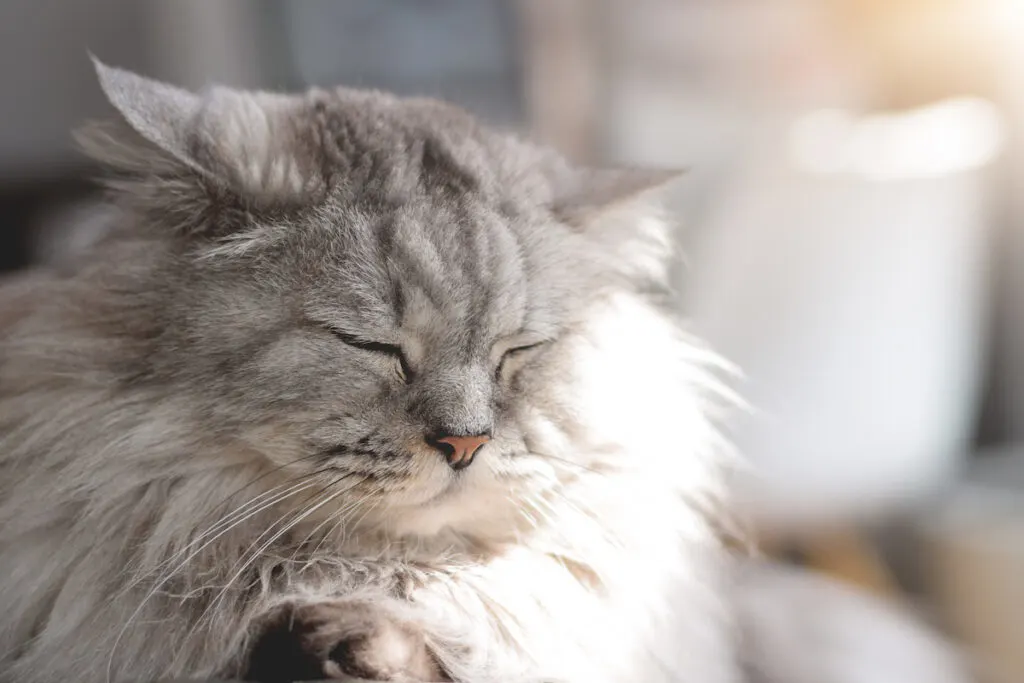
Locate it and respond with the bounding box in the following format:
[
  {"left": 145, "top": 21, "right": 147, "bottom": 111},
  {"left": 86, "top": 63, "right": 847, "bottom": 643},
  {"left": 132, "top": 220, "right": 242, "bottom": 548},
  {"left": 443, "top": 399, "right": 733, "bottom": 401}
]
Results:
[{"left": 243, "top": 599, "right": 449, "bottom": 683}]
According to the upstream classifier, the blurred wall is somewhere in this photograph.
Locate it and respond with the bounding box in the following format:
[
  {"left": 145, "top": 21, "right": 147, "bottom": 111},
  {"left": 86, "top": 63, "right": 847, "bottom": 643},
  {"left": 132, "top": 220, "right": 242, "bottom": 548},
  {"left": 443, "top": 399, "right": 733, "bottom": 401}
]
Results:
[{"left": 0, "top": 0, "right": 277, "bottom": 181}]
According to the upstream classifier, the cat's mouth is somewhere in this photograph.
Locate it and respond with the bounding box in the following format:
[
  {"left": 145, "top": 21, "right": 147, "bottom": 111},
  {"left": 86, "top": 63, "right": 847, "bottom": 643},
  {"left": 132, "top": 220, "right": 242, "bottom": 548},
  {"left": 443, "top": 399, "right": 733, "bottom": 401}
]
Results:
[
  {"left": 428, "top": 470, "right": 470, "bottom": 501},
  {"left": 309, "top": 435, "right": 489, "bottom": 508}
]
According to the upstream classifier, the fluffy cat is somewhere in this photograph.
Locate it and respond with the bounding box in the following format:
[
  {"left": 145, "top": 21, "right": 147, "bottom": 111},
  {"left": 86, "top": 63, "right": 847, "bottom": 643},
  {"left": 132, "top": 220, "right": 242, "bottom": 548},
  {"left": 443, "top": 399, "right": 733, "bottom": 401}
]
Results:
[
  {"left": 0, "top": 61, "right": 972, "bottom": 683},
  {"left": 0, "top": 60, "right": 735, "bottom": 683}
]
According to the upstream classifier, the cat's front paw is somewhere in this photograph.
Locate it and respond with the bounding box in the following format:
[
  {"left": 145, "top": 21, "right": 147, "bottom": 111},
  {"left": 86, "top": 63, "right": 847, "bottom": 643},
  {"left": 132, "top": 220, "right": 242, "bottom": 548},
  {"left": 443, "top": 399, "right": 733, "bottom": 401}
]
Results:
[{"left": 245, "top": 600, "right": 449, "bottom": 682}]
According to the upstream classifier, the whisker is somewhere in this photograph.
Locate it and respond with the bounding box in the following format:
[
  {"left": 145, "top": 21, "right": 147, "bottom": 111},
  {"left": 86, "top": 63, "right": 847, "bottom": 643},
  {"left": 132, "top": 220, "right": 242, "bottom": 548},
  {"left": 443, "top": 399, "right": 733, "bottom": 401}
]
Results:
[
  {"left": 234, "top": 472, "right": 368, "bottom": 576},
  {"left": 184, "top": 465, "right": 342, "bottom": 552},
  {"left": 147, "top": 478, "right": 320, "bottom": 585},
  {"left": 119, "top": 459, "right": 335, "bottom": 597},
  {"left": 123, "top": 469, "right": 334, "bottom": 598},
  {"left": 338, "top": 496, "right": 383, "bottom": 547},
  {"left": 106, "top": 468, "right": 333, "bottom": 683},
  {"left": 217, "top": 452, "right": 325, "bottom": 505},
  {"left": 166, "top": 481, "right": 345, "bottom": 673},
  {"left": 305, "top": 492, "right": 379, "bottom": 561},
  {"left": 290, "top": 505, "right": 346, "bottom": 556},
  {"left": 180, "top": 472, "right": 371, "bottom": 655},
  {"left": 288, "top": 485, "right": 376, "bottom": 562}
]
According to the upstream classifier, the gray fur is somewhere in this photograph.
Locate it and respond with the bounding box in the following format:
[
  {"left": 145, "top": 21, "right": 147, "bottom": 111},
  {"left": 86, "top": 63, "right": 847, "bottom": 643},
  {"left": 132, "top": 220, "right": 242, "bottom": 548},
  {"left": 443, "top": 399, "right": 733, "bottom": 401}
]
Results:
[
  {"left": 0, "top": 59, "right": 977, "bottom": 683},
  {"left": 0, "top": 60, "right": 976, "bottom": 683},
  {"left": 0, "top": 61, "right": 733, "bottom": 683}
]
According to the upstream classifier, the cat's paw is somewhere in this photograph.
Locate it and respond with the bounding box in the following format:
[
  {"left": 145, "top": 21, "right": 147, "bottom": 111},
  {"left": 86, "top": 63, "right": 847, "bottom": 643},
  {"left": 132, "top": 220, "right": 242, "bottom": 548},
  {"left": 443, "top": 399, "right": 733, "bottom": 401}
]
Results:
[{"left": 245, "top": 600, "right": 449, "bottom": 682}]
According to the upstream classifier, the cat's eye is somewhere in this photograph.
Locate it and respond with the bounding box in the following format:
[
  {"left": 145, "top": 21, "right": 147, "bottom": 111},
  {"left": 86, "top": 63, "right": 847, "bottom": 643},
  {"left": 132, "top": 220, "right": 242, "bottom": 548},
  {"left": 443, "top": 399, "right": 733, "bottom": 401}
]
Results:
[
  {"left": 328, "top": 329, "right": 412, "bottom": 382},
  {"left": 495, "top": 341, "right": 547, "bottom": 381}
]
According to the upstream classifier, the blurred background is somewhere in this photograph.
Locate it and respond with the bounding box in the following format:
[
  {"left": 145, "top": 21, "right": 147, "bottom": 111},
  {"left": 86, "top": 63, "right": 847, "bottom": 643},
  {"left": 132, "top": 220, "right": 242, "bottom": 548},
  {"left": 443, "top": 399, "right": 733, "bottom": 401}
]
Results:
[{"left": 1, "top": 0, "right": 1022, "bottom": 680}]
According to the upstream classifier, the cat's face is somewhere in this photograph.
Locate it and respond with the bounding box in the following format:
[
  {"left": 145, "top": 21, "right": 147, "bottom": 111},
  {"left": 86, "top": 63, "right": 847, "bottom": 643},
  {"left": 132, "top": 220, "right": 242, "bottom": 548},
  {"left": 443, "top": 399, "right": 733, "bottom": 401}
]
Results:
[
  {"left": 83, "top": 62, "right": 679, "bottom": 539},
  {"left": 164, "top": 188, "right": 585, "bottom": 536}
]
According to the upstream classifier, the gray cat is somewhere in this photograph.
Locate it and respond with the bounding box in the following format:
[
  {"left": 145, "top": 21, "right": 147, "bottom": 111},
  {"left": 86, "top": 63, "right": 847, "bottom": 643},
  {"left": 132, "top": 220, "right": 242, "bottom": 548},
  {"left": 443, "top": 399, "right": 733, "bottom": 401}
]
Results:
[{"left": 0, "top": 61, "right": 971, "bottom": 683}]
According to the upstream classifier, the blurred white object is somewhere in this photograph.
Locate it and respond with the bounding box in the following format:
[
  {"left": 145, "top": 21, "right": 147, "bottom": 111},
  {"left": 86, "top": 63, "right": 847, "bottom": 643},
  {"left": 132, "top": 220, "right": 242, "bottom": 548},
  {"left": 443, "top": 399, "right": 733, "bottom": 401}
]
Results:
[
  {"left": 684, "top": 104, "right": 997, "bottom": 530},
  {"left": 737, "top": 560, "right": 972, "bottom": 683},
  {"left": 790, "top": 98, "right": 1005, "bottom": 180},
  {"left": 585, "top": 0, "right": 1000, "bottom": 533},
  {"left": 923, "top": 447, "right": 1024, "bottom": 683}
]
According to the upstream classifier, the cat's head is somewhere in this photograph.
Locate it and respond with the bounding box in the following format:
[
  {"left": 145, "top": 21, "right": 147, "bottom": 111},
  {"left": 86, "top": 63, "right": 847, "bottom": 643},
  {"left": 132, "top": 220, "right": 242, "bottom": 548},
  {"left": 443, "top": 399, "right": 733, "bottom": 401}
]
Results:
[{"left": 75, "top": 60, "right": 696, "bottom": 542}]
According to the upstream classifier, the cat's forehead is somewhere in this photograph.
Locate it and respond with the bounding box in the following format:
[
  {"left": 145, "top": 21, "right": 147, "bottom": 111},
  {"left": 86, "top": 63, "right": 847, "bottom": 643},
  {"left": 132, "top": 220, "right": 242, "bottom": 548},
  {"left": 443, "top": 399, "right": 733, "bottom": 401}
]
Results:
[
  {"left": 286, "top": 94, "right": 559, "bottom": 341},
  {"left": 315, "top": 88, "right": 499, "bottom": 193},
  {"left": 308, "top": 196, "right": 537, "bottom": 344},
  {"left": 255, "top": 95, "right": 571, "bottom": 344}
]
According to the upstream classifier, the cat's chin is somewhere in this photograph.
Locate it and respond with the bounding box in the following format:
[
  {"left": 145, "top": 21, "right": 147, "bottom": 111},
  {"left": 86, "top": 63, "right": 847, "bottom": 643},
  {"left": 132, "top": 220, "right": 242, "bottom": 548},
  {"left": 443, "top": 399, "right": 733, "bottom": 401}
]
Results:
[{"left": 375, "top": 480, "right": 524, "bottom": 544}]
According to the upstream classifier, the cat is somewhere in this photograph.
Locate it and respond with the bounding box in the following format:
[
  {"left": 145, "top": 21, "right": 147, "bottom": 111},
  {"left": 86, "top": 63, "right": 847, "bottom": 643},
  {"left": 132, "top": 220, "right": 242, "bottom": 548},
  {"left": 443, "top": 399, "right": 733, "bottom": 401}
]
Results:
[
  {"left": 0, "top": 60, "right": 973, "bottom": 683},
  {"left": 0, "top": 60, "right": 736, "bottom": 683}
]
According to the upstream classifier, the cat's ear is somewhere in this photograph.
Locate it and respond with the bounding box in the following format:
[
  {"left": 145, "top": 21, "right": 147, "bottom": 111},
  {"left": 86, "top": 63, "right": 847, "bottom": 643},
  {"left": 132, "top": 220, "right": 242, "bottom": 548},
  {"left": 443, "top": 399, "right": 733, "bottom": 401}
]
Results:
[
  {"left": 553, "top": 166, "right": 685, "bottom": 283},
  {"left": 552, "top": 167, "right": 685, "bottom": 226},
  {"left": 79, "top": 58, "right": 323, "bottom": 233},
  {"left": 90, "top": 56, "right": 204, "bottom": 172}
]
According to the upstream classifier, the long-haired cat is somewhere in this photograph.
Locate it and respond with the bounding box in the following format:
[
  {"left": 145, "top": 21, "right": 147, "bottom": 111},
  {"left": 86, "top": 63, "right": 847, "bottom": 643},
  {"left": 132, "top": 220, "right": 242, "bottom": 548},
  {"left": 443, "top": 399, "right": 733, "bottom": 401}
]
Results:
[
  {"left": 0, "top": 61, "right": 971, "bottom": 683},
  {"left": 0, "top": 60, "right": 734, "bottom": 683}
]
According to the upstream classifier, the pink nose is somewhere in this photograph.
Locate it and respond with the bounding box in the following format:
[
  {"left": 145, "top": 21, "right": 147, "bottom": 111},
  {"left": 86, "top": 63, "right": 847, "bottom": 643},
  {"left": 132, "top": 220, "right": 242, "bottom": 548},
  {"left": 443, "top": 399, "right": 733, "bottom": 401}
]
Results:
[{"left": 431, "top": 434, "right": 490, "bottom": 471}]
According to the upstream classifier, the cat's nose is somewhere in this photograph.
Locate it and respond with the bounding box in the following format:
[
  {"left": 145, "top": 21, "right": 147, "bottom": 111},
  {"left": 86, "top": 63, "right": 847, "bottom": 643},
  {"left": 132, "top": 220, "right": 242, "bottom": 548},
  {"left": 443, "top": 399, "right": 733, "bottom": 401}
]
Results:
[{"left": 427, "top": 433, "right": 490, "bottom": 471}]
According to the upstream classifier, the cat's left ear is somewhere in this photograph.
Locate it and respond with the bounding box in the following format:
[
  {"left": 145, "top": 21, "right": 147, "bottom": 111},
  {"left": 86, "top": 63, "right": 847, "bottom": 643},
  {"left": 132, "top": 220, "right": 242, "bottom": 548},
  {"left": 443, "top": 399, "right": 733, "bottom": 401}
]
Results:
[
  {"left": 553, "top": 166, "right": 685, "bottom": 283},
  {"left": 552, "top": 167, "right": 685, "bottom": 225}
]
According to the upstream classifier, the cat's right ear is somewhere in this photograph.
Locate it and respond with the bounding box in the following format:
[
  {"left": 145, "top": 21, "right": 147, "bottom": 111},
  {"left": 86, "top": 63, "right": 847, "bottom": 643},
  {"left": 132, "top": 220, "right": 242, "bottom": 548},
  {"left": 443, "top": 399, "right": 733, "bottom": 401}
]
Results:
[
  {"left": 79, "top": 58, "right": 324, "bottom": 237},
  {"left": 89, "top": 56, "right": 204, "bottom": 172},
  {"left": 76, "top": 56, "right": 212, "bottom": 183},
  {"left": 75, "top": 59, "right": 227, "bottom": 237}
]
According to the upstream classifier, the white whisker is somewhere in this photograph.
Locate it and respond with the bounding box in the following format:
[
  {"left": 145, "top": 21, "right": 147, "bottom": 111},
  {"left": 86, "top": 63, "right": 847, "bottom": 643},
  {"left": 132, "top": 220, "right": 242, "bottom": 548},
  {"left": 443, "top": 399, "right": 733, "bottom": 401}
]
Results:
[
  {"left": 177, "top": 473, "right": 371, "bottom": 665},
  {"left": 106, "top": 476, "right": 321, "bottom": 683}
]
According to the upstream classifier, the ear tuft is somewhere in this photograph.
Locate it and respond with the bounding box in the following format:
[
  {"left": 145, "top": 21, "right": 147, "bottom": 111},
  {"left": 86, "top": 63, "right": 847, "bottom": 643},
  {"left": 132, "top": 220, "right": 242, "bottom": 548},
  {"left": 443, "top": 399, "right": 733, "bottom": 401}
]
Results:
[{"left": 187, "top": 88, "right": 322, "bottom": 201}]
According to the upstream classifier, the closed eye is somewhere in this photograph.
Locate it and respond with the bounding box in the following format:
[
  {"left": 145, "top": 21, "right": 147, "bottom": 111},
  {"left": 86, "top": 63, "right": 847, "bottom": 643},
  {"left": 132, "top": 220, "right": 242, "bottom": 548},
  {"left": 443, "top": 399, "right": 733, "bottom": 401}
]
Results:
[
  {"left": 496, "top": 341, "right": 547, "bottom": 380},
  {"left": 327, "top": 328, "right": 412, "bottom": 381}
]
